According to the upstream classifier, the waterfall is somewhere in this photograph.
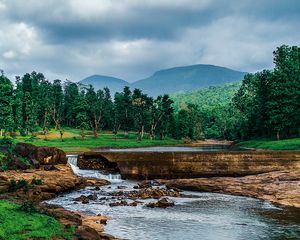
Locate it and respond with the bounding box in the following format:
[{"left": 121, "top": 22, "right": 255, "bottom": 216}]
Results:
[{"left": 67, "top": 155, "right": 123, "bottom": 183}]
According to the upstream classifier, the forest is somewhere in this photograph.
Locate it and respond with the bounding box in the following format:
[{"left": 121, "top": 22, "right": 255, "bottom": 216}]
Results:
[{"left": 0, "top": 45, "right": 299, "bottom": 141}]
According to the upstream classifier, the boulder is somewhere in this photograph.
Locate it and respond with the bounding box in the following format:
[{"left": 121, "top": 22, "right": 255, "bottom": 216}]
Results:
[
  {"left": 146, "top": 197, "right": 175, "bottom": 208},
  {"left": 15, "top": 143, "right": 67, "bottom": 165}
]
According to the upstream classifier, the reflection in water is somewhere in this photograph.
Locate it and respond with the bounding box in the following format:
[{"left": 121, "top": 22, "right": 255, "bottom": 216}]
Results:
[{"left": 52, "top": 154, "right": 300, "bottom": 240}]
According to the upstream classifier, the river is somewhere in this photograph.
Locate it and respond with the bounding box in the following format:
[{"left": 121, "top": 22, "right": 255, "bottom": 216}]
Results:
[{"left": 47, "top": 147, "right": 300, "bottom": 240}]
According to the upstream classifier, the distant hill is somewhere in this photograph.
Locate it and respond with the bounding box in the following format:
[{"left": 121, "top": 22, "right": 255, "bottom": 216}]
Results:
[
  {"left": 79, "top": 64, "right": 247, "bottom": 96},
  {"left": 79, "top": 75, "right": 129, "bottom": 94},
  {"left": 172, "top": 81, "right": 242, "bottom": 112},
  {"left": 131, "top": 64, "right": 246, "bottom": 96}
]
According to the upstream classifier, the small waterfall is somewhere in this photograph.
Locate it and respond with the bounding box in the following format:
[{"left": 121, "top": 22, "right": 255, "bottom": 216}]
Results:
[{"left": 67, "top": 155, "right": 123, "bottom": 183}]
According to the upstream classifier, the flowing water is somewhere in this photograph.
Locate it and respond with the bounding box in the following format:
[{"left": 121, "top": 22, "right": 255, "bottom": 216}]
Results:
[{"left": 47, "top": 151, "right": 300, "bottom": 240}]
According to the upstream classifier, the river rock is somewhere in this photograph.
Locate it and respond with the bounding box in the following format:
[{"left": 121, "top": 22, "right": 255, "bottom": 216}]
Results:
[
  {"left": 161, "top": 170, "right": 300, "bottom": 208},
  {"left": 146, "top": 197, "right": 175, "bottom": 208},
  {"left": 15, "top": 142, "right": 67, "bottom": 165}
]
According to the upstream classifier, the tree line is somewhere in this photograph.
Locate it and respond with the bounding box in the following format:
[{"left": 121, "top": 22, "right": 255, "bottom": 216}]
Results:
[
  {"left": 0, "top": 45, "right": 299, "bottom": 141},
  {"left": 172, "top": 45, "right": 300, "bottom": 140},
  {"left": 0, "top": 73, "right": 174, "bottom": 140}
]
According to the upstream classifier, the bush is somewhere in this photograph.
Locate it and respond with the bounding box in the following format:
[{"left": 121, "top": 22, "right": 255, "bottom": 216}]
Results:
[
  {"left": 8, "top": 179, "right": 31, "bottom": 192},
  {"left": 31, "top": 178, "right": 43, "bottom": 185},
  {"left": 18, "top": 201, "right": 37, "bottom": 213},
  {"left": 0, "top": 138, "right": 13, "bottom": 145}
]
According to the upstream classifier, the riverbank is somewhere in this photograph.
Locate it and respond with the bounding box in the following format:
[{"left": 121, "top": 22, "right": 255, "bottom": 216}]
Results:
[
  {"left": 236, "top": 138, "right": 300, "bottom": 150},
  {"left": 161, "top": 169, "right": 300, "bottom": 208}
]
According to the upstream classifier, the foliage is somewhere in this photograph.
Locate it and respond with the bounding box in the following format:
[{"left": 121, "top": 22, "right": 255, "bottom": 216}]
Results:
[
  {"left": 0, "top": 200, "right": 75, "bottom": 240},
  {"left": 8, "top": 179, "right": 30, "bottom": 192},
  {"left": 236, "top": 138, "right": 300, "bottom": 150}
]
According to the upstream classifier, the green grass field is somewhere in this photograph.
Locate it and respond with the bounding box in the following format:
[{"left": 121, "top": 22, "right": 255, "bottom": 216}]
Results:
[
  {"left": 0, "top": 200, "right": 74, "bottom": 240},
  {"left": 1, "top": 128, "right": 183, "bottom": 152},
  {"left": 236, "top": 138, "right": 300, "bottom": 150}
]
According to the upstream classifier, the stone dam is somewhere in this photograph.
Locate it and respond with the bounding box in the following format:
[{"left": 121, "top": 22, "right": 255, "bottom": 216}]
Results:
[{"left": 77, "top": 150, "right": 300, "bottom": 179}]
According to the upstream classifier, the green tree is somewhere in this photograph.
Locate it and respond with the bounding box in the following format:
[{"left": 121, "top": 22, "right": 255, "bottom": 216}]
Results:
[{"left": 0, "top": 72, "right": 14, "bottom": 136}]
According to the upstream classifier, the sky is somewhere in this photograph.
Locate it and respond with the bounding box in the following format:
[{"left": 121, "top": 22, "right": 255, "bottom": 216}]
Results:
[{"left": 0, "top": 0, "right": 299, "bottom": 82}]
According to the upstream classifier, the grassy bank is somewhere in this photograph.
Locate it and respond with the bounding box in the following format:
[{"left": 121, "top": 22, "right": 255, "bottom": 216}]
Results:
[
  {"left": 0, "top": 200, "right": 74, "bottom": 240},
  {"left": 0, "top": 128, "right": 183, "bottom": 152},
  {"left": 236, "top": 138, "right": 300, "bottom": 150}
]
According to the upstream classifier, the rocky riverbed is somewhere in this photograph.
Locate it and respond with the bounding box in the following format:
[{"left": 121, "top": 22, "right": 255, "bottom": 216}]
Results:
[{"left": 160, "top": 169, "right": 300, "bottom": 208}]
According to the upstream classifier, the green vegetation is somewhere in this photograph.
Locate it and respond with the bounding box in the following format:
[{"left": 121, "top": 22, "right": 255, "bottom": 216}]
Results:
[
  {"left": 2, "top": 128, "right": 182, "bottom": 152},
  {"left": 0, "top": 200, "right": 75, "bottom": 240},
  {"left": 236, "top": 138, "right": 300, "bottom": 150},
  {"left": 171, "top": 45, "right": 300, "bottom": 142},
  {"left": 0, "top": 45, "right": 299, "bottom": 149}
]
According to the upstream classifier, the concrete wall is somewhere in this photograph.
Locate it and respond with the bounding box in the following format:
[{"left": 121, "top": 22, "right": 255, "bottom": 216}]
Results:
[{"left": 80, "top": 151, "right": 300, "bottom": 179}]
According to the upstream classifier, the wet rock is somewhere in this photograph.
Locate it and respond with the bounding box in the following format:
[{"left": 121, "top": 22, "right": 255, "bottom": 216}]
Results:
[
  {"left": 146, "top": 197, "right": 175, "bottom": 208},
  {"left": 109, "top": 200, "right": 129, "bottom": 207},
  {"left": 117, "top": 185, "right": 127, "bottom": 189},
  {"left": 74, "top": 193, "right": 97, "bottom": 204},
  {"left": 94, "top": 186, "right": 100, "bottom": 191}
]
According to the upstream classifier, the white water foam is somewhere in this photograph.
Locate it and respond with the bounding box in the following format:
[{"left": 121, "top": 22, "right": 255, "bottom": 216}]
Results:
[{"left": 67, "top": 155, "right": 123, "bottom": 183}]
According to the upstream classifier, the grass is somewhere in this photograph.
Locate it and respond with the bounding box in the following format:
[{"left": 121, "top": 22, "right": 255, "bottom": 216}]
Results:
[
  {"left": 0, "top": 200, "right": 75, "bottom": 240},
  {"left": 236, "top": 138, "right": 300, "bottom": 150},
  {"left": 0, "top": 128, "right": 183, "bottom": 153}
]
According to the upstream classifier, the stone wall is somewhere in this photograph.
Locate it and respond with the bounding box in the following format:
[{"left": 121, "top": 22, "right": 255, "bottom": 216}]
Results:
[{"left": 80, "top": 151, "right": 300, "bottom": 179}]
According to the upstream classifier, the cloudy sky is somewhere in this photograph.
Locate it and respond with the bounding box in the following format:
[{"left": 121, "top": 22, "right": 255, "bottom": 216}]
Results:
[{"left": 0, "top": 0, "right": 299, "bottom": 82}]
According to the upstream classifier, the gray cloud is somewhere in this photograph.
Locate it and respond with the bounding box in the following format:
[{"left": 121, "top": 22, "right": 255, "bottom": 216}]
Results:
[{"left": 1, "top": 0, "right": 300, "bottom": 82}]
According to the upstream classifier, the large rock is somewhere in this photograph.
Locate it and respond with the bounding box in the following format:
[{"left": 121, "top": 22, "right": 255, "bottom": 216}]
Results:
[
  {"left": 160, "top": 170, "right": 300, "bottom": 208},
  {"left": 15, "top": 143, "right": 67, "bottom": 165}
]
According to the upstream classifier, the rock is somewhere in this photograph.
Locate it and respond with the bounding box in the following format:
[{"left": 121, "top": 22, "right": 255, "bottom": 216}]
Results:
[
  {"left": 43, "top": 165, "right": 58, "bottom": 171},
  {"left": 74, "top": 193, "right": 97, "bottom": 204},
  {"left": 76, "top": 226, "right": 103, "bottom": 240},
  {"left": 109, "top": 200, "right": 129, "bottom": 207},
  {"left": 15, "top": 142, "right": 67, "bottom": 165},
  {"left": 117, "top": 185, "right": 127, "bottom": 189},
  {"left": 7, "top": 154, "right": 30, "bottom": 170},
  {"left": 161, "top": 170, "right": 300, "bottom": 208},
  {"left": 146, "top": 197, "right": 175, "bottom": 208}
]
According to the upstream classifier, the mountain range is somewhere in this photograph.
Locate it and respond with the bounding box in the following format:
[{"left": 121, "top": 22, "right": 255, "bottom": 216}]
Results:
[{"left": 79, "top": 64, "right": 247, "bottom": 96}]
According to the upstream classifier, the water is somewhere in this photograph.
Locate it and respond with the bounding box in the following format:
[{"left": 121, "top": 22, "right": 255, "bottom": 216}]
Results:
[
  {"left": 95, "top": 145, "right": 230, "bottom": 152},
  {"left": 67, "top": 155, "right": 122, "bottom": 183},
  {"left": 48, "top": 154, "right": 300, "bottom": 240}
]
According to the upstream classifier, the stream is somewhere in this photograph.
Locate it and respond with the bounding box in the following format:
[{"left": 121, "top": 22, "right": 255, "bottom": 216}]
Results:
[{"left": 47, "top": 148, "right": 300, "bottom": 240}]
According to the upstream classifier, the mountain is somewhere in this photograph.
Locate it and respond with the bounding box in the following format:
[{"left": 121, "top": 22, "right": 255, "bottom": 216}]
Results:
[
  {"left": 79, "top": 64, "right": 247, "bottom": 96},
  {"left": 79, "top": 75, "right": 129, "bottom": 94},
  {"left": 131, "top": 64, "right": 246, "bottom": 96}
]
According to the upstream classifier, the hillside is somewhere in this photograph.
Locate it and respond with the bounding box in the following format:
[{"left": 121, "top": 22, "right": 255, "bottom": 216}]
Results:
[
  {"left": 131, "top": 64, "right": 246, "bottom": 96},
  {"left": 79, "top": 75, "right": 129, "bottom": 94},
  {"left": 172, "top": 81, "right": 242, "bottom": 111},
  {"left": 79, "top": 64, "right": 246, "bottom": 96}
]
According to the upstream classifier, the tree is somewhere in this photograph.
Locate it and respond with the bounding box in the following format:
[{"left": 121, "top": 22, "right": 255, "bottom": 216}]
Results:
[
  {"left": 132, "top": 89, "right": 152, "bottom": 140},
  {"left": 114, "top": 86, "right": 133, "bottom": 138},
  {"left": 63, "top": 81, "right": 79, "bottom": 127},
  {"left": 0, "top": 73, "right": 14, "bottom": 136},
  {"left": 150, "top": 94, "right": 173, "bottom": 140},
  {"left": 85, "top": 85, "right": 104, "bottom": 137},
  {"left": 74, "top": 90, "right": 89, "bottom": 140},
  {"left": 267, "top": 45, "right": 300, "bottom": 139}
]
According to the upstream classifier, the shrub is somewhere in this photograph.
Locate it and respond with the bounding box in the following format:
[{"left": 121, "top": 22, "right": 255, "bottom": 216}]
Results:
[
  {"left": 18, "top": 201, "right": 37, "bottom": 213},
  {"left": 8, "top": 179, "right": 31, "bottom": 192},
  {"left": 31, "top": 178, "right": 43, "bottom": 185}
]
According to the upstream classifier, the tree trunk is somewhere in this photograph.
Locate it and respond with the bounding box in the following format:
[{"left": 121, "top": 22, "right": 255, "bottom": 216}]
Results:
[
  {"left": 81, "top": 129, "right": 85, "bottom": 141},
  {"left": 124, "top": 131, "right": 129, "bottom": 139},
  {"left": 93, "top": 127, "right": 98, "bottom": 138},
  {"left": 141, "top": 125, "right": 144, "bottom": 140},
  {"left": 277, "top": 130, "right": 280, "bottom": 141},
  {"left": 0, "top": 129, "right": 2, "bottom": 137}
]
